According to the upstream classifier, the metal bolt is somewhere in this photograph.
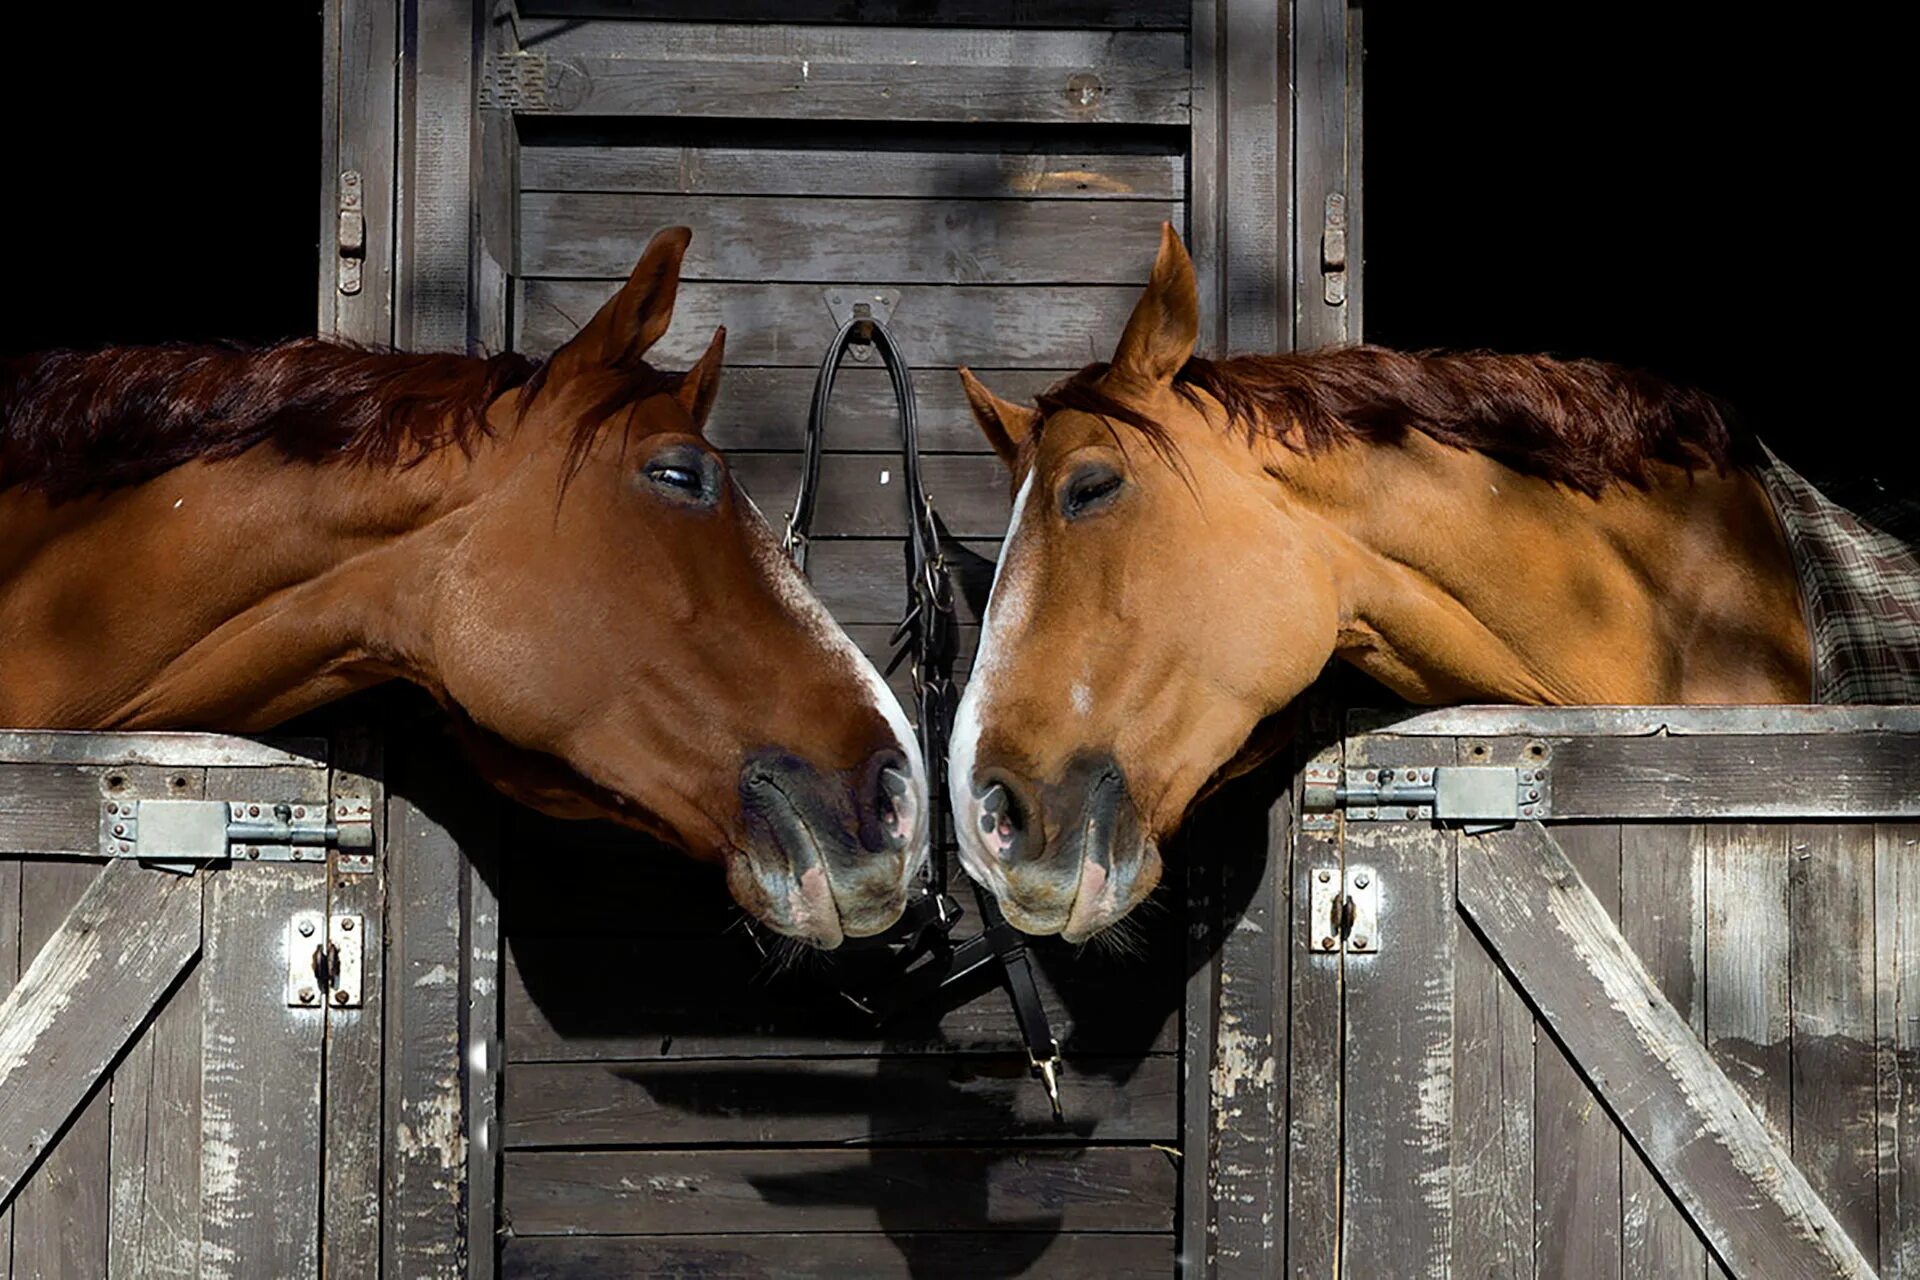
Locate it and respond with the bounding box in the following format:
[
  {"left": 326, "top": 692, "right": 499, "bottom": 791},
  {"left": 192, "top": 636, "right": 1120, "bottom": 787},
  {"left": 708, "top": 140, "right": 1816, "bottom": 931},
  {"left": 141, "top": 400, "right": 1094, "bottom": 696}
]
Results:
[
  {"left": 298, "top": 988, "right": 316, "bottom": 1005},
  {"left": 294, "top": 806, "right": 306, "bottom": 820},
  {"left": 299, "top": 919, "right": 316, "bottom": 937},
  {"left": 247, "top": 847, "right": 260, "bottom": 860},
  {"left": 1528, "top": 788, "right": 1540, "bottom": 801},
  {"left": 340, "top": 918, "right": 354, "bottom": 931},
  {"left": 113, "top": 823, "right": 126, "bottom": 837},
  {"left": 1354, "top": 872, "right": 1370, "bottom": 889},
  {"left": 1351, "top": 936, "right": 1369, "bottom": 949},
  {"left": 333, "top": 989, "right": 351, "bottom": 1006},
  {"left": 1320, "top": 935, "right": 1336, "bottom": 950},
  {"left": 1364, "top": 769, "right": 1378, "bottom": 783},
  {"left": 107, "top": 802, "right": 119, "bottom": 815},
  {"left": 248, "top": 804, "right": 261, "bottom": 818},
  {"left": 118, "top": 842, "right": 133, "bottom": 854},
  {"left": 1317, "top": 869, "right": 1331, "bottom": 883}
]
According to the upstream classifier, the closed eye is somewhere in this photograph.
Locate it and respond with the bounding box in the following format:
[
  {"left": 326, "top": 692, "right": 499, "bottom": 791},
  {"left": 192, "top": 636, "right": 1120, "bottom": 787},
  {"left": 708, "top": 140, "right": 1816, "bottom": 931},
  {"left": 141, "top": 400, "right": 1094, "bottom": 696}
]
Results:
[{"left": 1061, "top": 465, "right": 1125, "bottom": 519}]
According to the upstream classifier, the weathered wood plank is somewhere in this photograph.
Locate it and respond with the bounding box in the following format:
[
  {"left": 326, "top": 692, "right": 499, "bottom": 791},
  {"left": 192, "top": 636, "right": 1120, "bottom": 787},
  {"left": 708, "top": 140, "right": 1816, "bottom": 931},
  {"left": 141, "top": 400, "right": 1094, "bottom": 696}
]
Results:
[
  {"left": 1877, "top": 823, "right": 1920, "bottom": 1278},
  {"left": 395, "top": 0, "right": 472, "bottom": 353},
  {"left": 1790, "top": 822, "right": 1881, "bottom": 1261},
  {"left": 809, "top": 538, "right": 999, "bottom": 627},
  {"left": 1453, "top": 919, "right": 1533, "bottom": 1279},
  {"left": 0, "top": 853, "right": 16, "bottom": 1267},
  {"left": 509, "top": 25, "right": 1188, "bottom": 126},
  {"left": 504, "top": 934, "right": 1178, "bottom": 1060},
  {"left": 502, "top": 1147, "right": 1176, "bottom": 1235},
  {"left": 1341, "top": 736, "right": 1455, "bottom": 1278},
  {"left": 521, "top": 144, "right": 1185, "bottom": 200},
  {"left": 707, "top": 366, "right": 1061, "bottom": 454},
  {"left": 1541, "top": 734, "right": 1920, "bottom": 819},
  {"left": 198, "top": 767, "right": 328, "bottom": 1280},
  {"left": 323, "top": 729, "right": 386, "bottom": 1280},
  {"left": 1285, "top": 724, "right": 1342, "bottom": 1280},
  {"left": 502, "top": 1055, "right": 1176, "bottom": 1147},
  {"left": 0, "top": 862, "right": 200, "bottom": 1214},
  {"left": 0, "top": 763, "right": 113, "bottom": 856},
  {"left": 320, "top": 0, "right": 399, "bottom": 345},
  {"left": 731, "top": 452, "right": 1011, "bottom": 541},
  {"left": 1294, "top": 0, "right": 1355, "bottom": 350},
  {"left": 0, "top": 731, "right": 324, "bottom": 769},
  {"left": 106, "top": 768, "right": 206, "bottom": 1280},
  {"left": 517, "top": 0, "right": 1188, "bottom": 25},
  {"left": 1705, "top": 824, "right": 1792, "bottom": 1141},
  {"left": 1361, "top": 705, "right": 1920, "bottom": 739},
  {"left": 384, "top": 742, "right": 480, "bottom": 1280},
  {"left": 518, "top": 281, "right": 1144, "bottom": 368},
  {"left": 499, "top": 1230, "right": 1176, "bottom": 1279},
  {"left": 1458, "top": 822, "right": 1876, "bottom": 1280},
  {"left": 1531, "top": 824, "right": 1623, "bottom": 1280},
  {"left": 522, "top": 193, "right": 1178, "bottom": 284},
  {"left": 1622, "top": 822, "right": 1711, "bottom": 1275}
]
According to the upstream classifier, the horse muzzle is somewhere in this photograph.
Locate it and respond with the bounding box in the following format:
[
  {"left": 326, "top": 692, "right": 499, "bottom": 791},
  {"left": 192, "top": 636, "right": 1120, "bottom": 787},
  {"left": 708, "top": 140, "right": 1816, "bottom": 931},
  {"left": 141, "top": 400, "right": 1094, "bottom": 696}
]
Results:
[
  {"left": 733, "top": 749, "right": 926, "bottom": 948},
  {"left": 955, "top": 753, "right": 1159, "bottom": 942}
]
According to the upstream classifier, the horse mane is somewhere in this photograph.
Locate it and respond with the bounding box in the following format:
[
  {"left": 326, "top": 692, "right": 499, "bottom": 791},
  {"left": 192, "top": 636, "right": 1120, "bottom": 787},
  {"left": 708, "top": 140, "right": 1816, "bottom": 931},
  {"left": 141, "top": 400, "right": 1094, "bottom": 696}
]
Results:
[
  {"left": 0, "top": 337, "right": 679, "bottom": 502},
  {"left": 1035, "top": 345, "right": 1758, "bottom": 497}
]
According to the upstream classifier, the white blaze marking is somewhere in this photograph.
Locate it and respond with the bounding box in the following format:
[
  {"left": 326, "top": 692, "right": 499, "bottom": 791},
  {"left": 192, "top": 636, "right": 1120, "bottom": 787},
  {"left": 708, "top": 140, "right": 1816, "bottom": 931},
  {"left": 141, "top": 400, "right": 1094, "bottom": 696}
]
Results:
[{"left": 950, "top": 470, "right": 1036, "bottom": 890}]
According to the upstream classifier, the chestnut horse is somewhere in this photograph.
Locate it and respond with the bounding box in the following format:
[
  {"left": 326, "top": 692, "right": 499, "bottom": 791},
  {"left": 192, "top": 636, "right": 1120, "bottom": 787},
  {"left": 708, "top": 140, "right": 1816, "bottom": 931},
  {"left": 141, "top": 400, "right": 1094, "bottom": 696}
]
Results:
[
  {"left": 0, "top": 227, "right": 925, "bottom": 948},
  {"left": 949, "top": 223, "right": 1849, "bottom": 941}
]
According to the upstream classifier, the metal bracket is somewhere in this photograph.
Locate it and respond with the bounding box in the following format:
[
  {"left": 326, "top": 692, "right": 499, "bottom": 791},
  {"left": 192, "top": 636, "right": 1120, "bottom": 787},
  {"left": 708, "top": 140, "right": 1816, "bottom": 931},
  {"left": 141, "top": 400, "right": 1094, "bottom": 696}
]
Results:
[
  {"left": 286, "top": 912, "right": 364, "bottom": 1010},
  {"left": 1321, "top": 192, "right": 1349, "bottom": 306},
  {"left": 1301, "top": 764, "right": 1550, "bottom": 829},
  {"left": 1308, "top": 864, "right": 1379, "bottom": 954},
  {"left": 823, "top": 288, "right": 900, "bottom": 362},
  {"left": 102, "top": 799, "right": 376, "bottom": 872},
  {"left": 337, "top": 171, "right": 365, "bottom": 296}
]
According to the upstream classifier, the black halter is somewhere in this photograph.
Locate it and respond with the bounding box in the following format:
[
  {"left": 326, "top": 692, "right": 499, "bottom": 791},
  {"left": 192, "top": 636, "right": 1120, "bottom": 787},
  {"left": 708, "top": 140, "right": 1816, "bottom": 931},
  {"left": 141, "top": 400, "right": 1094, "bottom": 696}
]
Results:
[{"left": 782, "top": 305, "right": 1063, "bottom": 1121}]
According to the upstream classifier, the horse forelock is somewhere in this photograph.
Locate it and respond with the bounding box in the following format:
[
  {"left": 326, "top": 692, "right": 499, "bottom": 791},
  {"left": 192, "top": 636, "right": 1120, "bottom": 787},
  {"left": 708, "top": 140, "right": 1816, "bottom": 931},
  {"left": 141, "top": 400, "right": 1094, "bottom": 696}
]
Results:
[
  {"left": 1029, "top": 346, "right": 1757, "bottom": 497},
  {"left": 0, "top": 338, "right": 685, "bottom": 502}
]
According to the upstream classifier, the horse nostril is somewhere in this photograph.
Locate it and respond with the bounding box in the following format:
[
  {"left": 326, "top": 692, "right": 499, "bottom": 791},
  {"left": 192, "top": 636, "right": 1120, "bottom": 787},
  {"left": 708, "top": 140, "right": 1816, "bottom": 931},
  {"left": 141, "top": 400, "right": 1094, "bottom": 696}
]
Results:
[{"left": 978, "top": 779, "right": 1032, "bottom": 861}]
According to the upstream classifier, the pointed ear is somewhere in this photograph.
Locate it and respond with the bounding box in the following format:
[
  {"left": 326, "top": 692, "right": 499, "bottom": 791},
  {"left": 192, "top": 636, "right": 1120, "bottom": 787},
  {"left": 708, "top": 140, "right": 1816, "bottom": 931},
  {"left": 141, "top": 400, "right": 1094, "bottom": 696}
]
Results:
[
  {"left": 1111, "top": 222, "right": 1198, "bottom": 387},
  {"left": 674, "top": 326, "right": 726, "bottom": 430},
  {"left": 959, "top": 366, "right": 1040, "bottom": 469},
  {"left": 548, "top": 225, "right": 692, "bottom": 379}
]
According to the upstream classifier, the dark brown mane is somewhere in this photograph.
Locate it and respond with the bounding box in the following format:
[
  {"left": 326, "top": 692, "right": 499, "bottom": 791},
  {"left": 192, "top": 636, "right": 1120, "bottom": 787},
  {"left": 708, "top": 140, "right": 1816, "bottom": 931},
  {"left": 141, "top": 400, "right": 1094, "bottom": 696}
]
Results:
[
  {"left": 1, "top": 337, "right": 678, "bottom": 502},
  {"left": 1034, "top": 345, "right": 1757, "bottom": 496}
]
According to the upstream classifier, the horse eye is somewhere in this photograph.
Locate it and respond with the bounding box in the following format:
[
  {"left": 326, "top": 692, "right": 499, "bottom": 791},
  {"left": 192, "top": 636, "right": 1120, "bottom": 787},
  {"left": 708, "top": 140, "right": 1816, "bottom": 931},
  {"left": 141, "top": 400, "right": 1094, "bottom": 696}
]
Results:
[
  {"left": 645, "top": 463, "right": 704, "bottom": 493},
  {"left": 1062, "top": 466, "right": 1125, "bottom": 519}
]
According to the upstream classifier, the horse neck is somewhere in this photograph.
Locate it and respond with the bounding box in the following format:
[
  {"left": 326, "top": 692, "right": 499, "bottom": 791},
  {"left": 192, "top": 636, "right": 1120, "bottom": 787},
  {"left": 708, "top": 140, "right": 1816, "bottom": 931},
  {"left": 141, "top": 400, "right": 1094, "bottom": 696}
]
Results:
[
  {"left": 0, "top": 444, "right": 472, "bottom": 731},
  {"left": 1280, "top": 430, "right": 1810, "bottom": 704}
]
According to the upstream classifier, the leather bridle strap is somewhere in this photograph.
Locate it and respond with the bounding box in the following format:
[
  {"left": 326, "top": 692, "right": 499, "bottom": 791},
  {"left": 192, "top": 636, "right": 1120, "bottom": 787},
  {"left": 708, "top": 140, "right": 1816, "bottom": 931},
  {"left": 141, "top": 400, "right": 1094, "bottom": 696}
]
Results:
[{"left": 784, "top": 309, "right": 1063, "bottom": 1122}]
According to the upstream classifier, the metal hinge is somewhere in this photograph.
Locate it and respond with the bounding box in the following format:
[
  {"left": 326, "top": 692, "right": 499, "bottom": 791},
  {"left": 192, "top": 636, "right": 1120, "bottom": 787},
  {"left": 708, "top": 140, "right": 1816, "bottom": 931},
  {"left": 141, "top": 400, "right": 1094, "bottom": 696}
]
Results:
[
  {"left": 337, "top": 171, "right": 365, "bottom": 296},
  {"left": 1300, "top": 764, "right": 1550, "bottom": 832},
  {"left": 1321, "top": 192, "right": 1349, "bottom": 306},
  {"left": 287, "top": 912, "right": 364, "bottom": 1009},
  {"left": 100, "top": 799, "right": 375, "bottom": 873},
  {"left": 1309, "top": 864, "right": 1378, "bottom": 953},
  {"left": 823, "top": 287, "right": 900, "bottom": 362}
]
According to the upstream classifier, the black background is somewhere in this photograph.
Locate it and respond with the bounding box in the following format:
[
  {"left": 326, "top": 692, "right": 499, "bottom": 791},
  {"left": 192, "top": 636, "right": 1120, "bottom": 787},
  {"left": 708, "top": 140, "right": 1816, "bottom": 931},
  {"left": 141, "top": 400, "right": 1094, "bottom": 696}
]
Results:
[{"left": 0, "top": 5, "right": 1904, "bottom": 490}]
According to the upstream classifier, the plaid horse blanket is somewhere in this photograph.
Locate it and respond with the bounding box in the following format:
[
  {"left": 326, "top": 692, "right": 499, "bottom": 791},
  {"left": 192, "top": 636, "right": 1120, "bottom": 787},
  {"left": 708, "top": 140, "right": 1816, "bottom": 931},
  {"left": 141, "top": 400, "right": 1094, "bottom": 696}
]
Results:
[{"left": 1756, "top": 445, "right": 1920, "bottom": 704}]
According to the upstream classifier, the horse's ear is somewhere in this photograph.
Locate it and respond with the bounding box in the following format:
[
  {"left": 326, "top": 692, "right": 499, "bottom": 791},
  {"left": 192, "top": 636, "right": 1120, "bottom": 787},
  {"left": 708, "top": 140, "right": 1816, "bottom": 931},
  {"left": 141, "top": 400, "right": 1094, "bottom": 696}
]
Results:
[
  {"left": 675, "top": 326, "right": 726, "bottom": 430},
  {"left": 959, "top": 367, "right": 1039, "bottom": 469},
  {"left": 1111, "top": 222, "right": 1198, "bottom": 387},
  {"left": 548, "top": 225, "right": 692, "bottom": 379}
]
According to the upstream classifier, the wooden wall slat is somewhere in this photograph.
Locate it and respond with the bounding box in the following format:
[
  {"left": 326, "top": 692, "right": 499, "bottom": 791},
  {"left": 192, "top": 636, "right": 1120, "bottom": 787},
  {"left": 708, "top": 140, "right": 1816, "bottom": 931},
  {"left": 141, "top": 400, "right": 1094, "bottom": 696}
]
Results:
[
  {"left": 707, "top": 366, "right": 1061, "bottom": 454},
  {"left": 0, "top": 854, "right": 16, "bottom": 1272},
  {"left": 319, "top": 0, "right": 399, "bottom": 345},
  {"left": 516, "top": 0, "right": 1190, "bottom": 27},
  {"left": 1704, "top": 824, "right": 1792, "bottom": 1140},
  {"left": 1790, "top": 822, "right": 1882, "bottom": 1261},
  {"left": 522, "top": 145, "right": 1185, "bottom": 200},
  {"left": 1340, "top": 736, "right": 1455, "bottom": 1279},
  {"left": 1531, "top": 823, "right": 1623, "bottom": 1280},
  {"left": 1876, "top": 823, "right": 1920, "bottom": 1279},
  {"left": 522, "top": 193, "right": 1179, "bottom": 284},
  {"left": 1547, "top": 734, "right": 1920, "bottom": 820},
  {"left": 499, "top": 1230, "right": 1177, "bottom": 1279},
  {"left": 732, "top": 452, "right": 1011, "bottom": 540},
  {"left": 0, "top": 764, "right": 109, "bottom": 856},
  {"left": 1452, "top": 920, "right": 1533, "bottom": 1279},
  {"left": 502, "top": 1055, "right": 1177, "bottom": 1147},
  {"left": 519, "top": 281, "right": 1144, "bottom": 368},
  {"left": 1285, "top": 729, "right": 1342, "bottom": 1279},
  {"left": 810, "top": 539, "right": 998, "bottom": 626},
  {"left": 1619, "top": 822, "right": 1711, "bottom": 1276},
  {"left": 502, "top": 1147, "right": 1176, "bottom": 1234}
]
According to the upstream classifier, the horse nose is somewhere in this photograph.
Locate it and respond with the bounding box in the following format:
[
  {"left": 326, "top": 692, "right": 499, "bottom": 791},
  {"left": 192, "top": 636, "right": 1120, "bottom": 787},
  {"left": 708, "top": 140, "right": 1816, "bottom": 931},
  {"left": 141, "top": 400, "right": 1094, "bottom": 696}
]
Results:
[
  {"left": 858, "top": 747, "right": 923, "bottom": 855},
  {"left": 971, "top": 769, "right": 1043, "bottom": 864}
]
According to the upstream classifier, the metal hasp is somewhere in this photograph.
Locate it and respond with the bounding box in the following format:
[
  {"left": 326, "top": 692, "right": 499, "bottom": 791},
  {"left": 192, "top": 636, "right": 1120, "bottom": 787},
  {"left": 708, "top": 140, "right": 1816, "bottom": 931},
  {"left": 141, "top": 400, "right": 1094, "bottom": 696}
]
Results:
[
  {"left": 1321, "top": 192, "right": 1349, "bottom": 306},
  {"left": 286, "top": 912, "right": 364, "bottom": 1010},
  {"left": 822, "top": 287, "right": 900, "bottom": 362},
  {"left": 337, "top": 170, "right": 365, "bottom": 296},
  {"left": 1309, "top": 864, "right": 1379, "bottom": 953},
  {"left": 1301, "top": 763, "right": 1550, "bottom": 830},
  {"left": 102, "top": 798, "right": 376, "bottom": 872}
]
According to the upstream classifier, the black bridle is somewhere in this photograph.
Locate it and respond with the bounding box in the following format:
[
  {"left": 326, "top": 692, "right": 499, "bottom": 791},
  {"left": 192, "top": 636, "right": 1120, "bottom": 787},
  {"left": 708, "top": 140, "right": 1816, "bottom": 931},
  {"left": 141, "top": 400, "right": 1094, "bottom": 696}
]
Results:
[{"left": 780, "top": 306, "right": 1064, "bottom": 1121}]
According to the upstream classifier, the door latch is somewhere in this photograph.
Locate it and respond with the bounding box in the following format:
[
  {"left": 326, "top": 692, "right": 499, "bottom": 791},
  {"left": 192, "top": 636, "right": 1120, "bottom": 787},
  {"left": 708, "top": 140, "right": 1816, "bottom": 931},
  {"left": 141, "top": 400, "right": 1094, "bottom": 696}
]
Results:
[
  {"left": 1321, "top": 192, "right": 1348, "bottom": 306},
  {"left": 1300, "top": 764, "right": 1550, "bottom": 831},
  {"left": 102, "top": 798, "right": 375, "bottom": 872},
  {"left": 286, "top": 912, "right": 364, "bottom": 1009},
  {"left": 1308, "top": 865, "right": 1379, "bottom": 954},
  {"left": 337, "top": 170, "right": 365, "bottom": 296}
]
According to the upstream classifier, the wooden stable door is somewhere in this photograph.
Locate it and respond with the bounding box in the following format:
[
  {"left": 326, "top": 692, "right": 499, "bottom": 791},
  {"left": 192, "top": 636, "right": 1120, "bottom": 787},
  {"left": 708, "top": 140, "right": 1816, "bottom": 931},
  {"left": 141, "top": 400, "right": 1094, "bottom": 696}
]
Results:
[
  {"left": 0, "top": 732, "right": 386, "bottom": 1280},
  {"left": 1258, "top": 706, "right": 1919, "bottom": 1280}
]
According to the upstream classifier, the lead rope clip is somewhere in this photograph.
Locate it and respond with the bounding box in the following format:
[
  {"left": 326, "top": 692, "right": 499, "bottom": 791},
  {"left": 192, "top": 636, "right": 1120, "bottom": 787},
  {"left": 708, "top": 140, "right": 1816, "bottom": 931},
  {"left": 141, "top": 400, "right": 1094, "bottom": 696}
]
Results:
[{"left": 1031, "top": 1047, "right": 1064, "bottom": 1123}]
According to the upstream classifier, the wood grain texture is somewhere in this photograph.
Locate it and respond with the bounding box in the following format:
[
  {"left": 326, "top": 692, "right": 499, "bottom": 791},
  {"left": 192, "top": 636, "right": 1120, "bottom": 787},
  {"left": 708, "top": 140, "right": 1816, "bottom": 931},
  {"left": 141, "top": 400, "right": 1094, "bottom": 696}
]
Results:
[
  {"left": 0, "top": 763, "right": 111, "bottom": 856},
  {"left": 0, "top": 853, "right": 16, "bottom": 1267},
  {"left": 0, "top": 862, "right": 199, "bottom": 1213},
  {"left": 522, "top": 193, "right": 1178, "bottom": 284},
  {"left": 706, "top": 366, "right": 1062, "bottom": 454},
  {"left": 1452, "top": 918, "right": 1532, "bottom": 1280},
  {"left": 198, "top": 766, "right": 329, "bottom": 1280},
  {"left": 499, "top": 1230, "right": 1176, "bottom": 1279},
  {"left": 1340, "top": 736, "right": 1456, "bottom": 1279},
  {"left": 502, "top": 1146, "right": 1177, "bottom": 1234},
  {"left": 808, "top": 538, "right": 999, "bottom": 627},
  {"left": 1459, "top": 822, "right": 1875, "bottom": 1280},
  {"left": 517, "top": 0, "right": 1189, "bottom": 25},
  {"left": 1293, "top": 0, "right": 1353, "bottom": 350},
  {"left": 1876, "top": 823, "right": 1920, "bottom": 1279},
  {"left": 395, "top": 0, "right": 473, "bottom": 353},
  {"left": 1284, "top": 708, "right": 1343, "bottom": 1280},
  {"left": 1531, "top": 823, "right": 1624, "bottom": 1280},
  {"left": 1705, "top": 824, "right": 1793, "bottom": 1142},
  {"left": 731, "top": 452, "right": 1011, "bottom": 540},
  {"left": 518, "top": 281, "right": 1143, "bottom": 368},
  {"left": 502, "top": 1056, "right": 1176, "bottom": 1147},
  {"left": 1790, "top": 822, "right": 1882, "bottom": 1261},
  {"left": 509, "top": 24, "right": 1188, "bottom": 125},
  {"left": 1619, "top": 822, "right": 1710, "bottom": 1276},
  {"left": 1548, "top": 733, "right": 1920, "bottom": 819},
  {"left": 521, "top": 144, "right": 1184, "bottom": 200},
  {"left": 320, "top": 0, "right": 399, "bottom": 345}
]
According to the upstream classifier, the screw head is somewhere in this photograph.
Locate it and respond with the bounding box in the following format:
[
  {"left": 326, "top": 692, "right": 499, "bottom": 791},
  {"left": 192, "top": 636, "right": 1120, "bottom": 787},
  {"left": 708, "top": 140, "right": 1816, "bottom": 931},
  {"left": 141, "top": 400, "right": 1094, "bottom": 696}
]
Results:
[
  {"left": 1354, "top": 872, "right": 1370, "bottom": 889},
  {"left": 340, "top": 918, "right": 354, "bottom": 931},
  {"left": 1528, "top": 788, "right": 1541, "bottom": 801},
  {"left": 248, "top": 804, "right": 261, "bottom": 818},
  {"left": 294, "top": 806, "right": 306, "bottom": 820},
  {"left": 247, "top": 847, "right": 260, "bottom": 860},
  {"left": 113, "top": 823, "right": 126, "bottom": 837},
  {"left": 298, "top": 988, "right": 316, "bottom": 1005},
  {"left": 333, "top": 989, "right": 350, "bottom": 1006},
  {"left": 1352, "top": 935, "right": 1369, "bottom": 949},
  {"left": 1317, "top": 869, "right": 1332, "bottom": 883},
  {"left": 299, "top": 919, "right": 315, "bottom": 937},
  {"left": 1320, "top": 935, "right": 1337, "bottom": 950}
]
